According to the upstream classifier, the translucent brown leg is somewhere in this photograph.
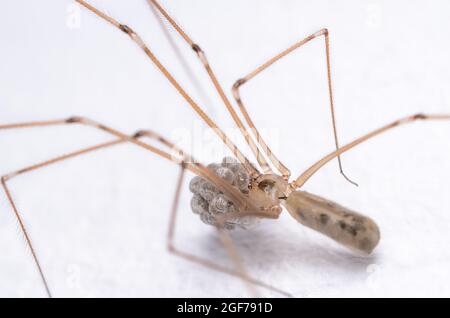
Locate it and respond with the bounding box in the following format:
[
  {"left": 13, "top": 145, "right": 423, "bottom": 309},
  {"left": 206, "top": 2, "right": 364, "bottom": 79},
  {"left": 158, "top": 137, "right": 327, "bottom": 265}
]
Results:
[
  {"left": 1, "top": 140, "right": 125, "bottom": 298},
  {"left": 0, "top": 118, "right": 191, "bottom": 297},
  {"left": 147, "top": 1, "right": 215, "bottom": 114},
  {"left": 167, "top": 163, "right": 292, "bottom": 297},
  {"left": 1, "top": 117, "right": 261, "bottom": 297},
  {"left": 0, "top": 118, "right": 246, "bottom": 205},
  {"left": 75, "top": 0, "right": 260, "bottom": 178},
  {"left": 290, "top": 113, "right": 450, "bottom": 191},
  {"left": 146, "top": 0, "right": 273, "bottom": 174},
  {"left": 233, "top": 29, "right": 356, "bottom": 184}
]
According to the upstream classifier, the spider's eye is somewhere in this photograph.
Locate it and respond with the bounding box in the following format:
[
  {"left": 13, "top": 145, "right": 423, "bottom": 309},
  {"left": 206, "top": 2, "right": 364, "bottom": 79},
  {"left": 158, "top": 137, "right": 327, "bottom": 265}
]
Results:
[{"left": 257, "top": 179, "right": 275, "bottom": 194}]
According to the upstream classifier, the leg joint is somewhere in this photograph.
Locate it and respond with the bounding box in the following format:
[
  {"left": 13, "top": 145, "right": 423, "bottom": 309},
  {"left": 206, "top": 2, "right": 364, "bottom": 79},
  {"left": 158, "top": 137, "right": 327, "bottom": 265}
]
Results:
[
  {"left": 312, "top": 28, "right": 329, "bottom": 38},
  {"left": 412, "top": 113, "right": 427, "bottom": 120},
  {"left": 119, "top": 24, "right": 135, "bottom": 36},
  {"left": 132, "top": 130, "right": 148, "bottom": 139},
  {"left": 167, "top": 243, "right": 175, "bottom": 253},
  {"left": 233, "top": 78, "right": 247, "bottom": 90},
  {"left": 191, "top": 43, "right": 203, "bottom": 54},
  {"left": 180, "top": 161, "right": 188, "bottom": 169},
  {"left": 191, "top": 43, "right": 209, "bottom": 66},
  {"left": 66, "top": 116, "right": 100, "bottom": 128},
  {"left": 66, "top": 116, "right": 87, "bottom": 124},
  {"left": 232, "top": 78, "right": 247, "bottom": 101}
]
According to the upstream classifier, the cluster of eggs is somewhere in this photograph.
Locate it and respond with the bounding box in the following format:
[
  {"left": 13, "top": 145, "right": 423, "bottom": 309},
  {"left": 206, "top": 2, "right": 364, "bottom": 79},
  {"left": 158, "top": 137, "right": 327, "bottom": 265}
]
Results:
[{"left": 189, "top": 157, "right": 258, "bottom": 230}]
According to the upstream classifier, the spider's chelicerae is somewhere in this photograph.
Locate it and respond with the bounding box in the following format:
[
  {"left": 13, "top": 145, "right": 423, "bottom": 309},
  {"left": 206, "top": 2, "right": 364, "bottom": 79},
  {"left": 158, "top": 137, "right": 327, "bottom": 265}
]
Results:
[{"left": 2, "top": 1, "right": 449, "bottom": 297}]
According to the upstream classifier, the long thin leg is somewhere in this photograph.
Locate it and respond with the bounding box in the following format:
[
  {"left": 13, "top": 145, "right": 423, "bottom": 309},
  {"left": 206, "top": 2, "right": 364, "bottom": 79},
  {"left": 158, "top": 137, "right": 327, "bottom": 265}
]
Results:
[
  {"left": 167, "top": 163, "right": 291, "bottom": 297},
  {"left": 0, "top": 122, "right": 186, "bottom": 297},
  {"left": 233, "top": 29, "right": 356, "bottom": 185},
  {"left": 290, "top": 113, "right": 450, "bottom": 191},
  {"left": 1, "top": 117, "right": 248, "bottom": 211},
  {"left": 146, "top": 0, "right": 272, "bottom": 174},
  {"left": 2, "top": 138, "right": 277, "bottom": 297},
  {"left": 74, "top": 0, "right": 260, "bottom": 178},
  {"left": 1, "top": 140, "right": 125, "bottom": 298},
  {"left": 2, "top": 178, "right": 52, "bottom": 297},
  {"left": 0, "top": 117, "right": 176, "bottom": 165},
  {"left": 147, "top": 1, "right": 216, "bottom": 115},
  {"left": 1, "top": 117, "right": 250, "bottom": 297}
]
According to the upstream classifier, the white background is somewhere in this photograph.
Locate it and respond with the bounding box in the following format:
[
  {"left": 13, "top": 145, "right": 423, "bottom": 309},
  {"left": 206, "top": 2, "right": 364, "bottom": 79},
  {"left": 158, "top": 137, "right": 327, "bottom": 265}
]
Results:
[{"left": 1, "top": 0, "right": 450, "bottom": 297}]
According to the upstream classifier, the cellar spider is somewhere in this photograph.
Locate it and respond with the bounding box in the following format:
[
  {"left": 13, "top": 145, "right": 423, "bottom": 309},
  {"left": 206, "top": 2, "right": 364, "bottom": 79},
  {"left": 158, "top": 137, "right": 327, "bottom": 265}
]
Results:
[{"left": 2, "top": 0, "right": 449, "bottom": 297}]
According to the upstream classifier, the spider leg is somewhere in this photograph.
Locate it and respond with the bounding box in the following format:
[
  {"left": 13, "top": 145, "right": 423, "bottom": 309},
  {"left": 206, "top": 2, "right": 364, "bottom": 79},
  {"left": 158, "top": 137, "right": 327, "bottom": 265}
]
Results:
[
  {"left": 1, "top": 140, "right": 125, "bottom": 298},
  {"left": 1, "top": 116, "right": 257, "bottom": 297},
  {"left": 0, "top": 117, "right": 185, "bottom": 297},
  {"left": 290, "top": 113, "right": 450, "bottom": 191},
  {"left": 233, "top": 29, "right": 356, "bottom": 185},
  {"left": 146, "top": 0, "right": 272, "bottom": 174},
  {"left": 166, "top": 164, "right": 292, "bottom": 297},
  {"left": 75, "top": 0, "right": 260, "bottom": 177}
]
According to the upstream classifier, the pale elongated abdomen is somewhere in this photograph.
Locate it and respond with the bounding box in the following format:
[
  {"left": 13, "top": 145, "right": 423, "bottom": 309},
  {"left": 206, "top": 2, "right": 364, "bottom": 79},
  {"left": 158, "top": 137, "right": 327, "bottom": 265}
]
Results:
[{"left": 283, "top": 191, "right": 380, "bottom": 254}]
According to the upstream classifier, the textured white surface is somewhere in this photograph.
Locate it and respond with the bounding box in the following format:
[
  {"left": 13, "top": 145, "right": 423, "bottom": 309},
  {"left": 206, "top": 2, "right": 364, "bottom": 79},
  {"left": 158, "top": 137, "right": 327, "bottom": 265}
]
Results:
[{"left": 1, "top": 0, "right": 450, "bottom": 297}]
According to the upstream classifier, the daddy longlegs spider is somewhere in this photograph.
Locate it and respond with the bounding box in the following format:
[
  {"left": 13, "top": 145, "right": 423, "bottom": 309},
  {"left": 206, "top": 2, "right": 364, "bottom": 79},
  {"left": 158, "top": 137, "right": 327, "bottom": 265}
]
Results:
[{"left": 2, "top": 0, "right": 449, "bottom": 298}]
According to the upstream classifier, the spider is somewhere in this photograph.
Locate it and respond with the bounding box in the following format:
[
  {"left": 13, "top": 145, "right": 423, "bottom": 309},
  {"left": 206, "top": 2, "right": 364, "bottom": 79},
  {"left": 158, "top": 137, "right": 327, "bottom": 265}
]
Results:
[{"left": 1, "top": 0, "right": 449, "bottom": 297}]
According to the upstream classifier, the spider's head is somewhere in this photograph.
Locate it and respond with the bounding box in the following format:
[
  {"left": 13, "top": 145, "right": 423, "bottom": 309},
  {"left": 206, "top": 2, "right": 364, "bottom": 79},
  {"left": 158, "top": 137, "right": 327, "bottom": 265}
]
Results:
[{"left": 247, "top": 174, "right": 288, "bottom": 218}]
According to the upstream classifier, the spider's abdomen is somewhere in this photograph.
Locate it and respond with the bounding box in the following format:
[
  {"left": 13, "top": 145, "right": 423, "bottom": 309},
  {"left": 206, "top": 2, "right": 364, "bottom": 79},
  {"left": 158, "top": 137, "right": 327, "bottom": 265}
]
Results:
[
  {"left": 284, "top": 191, "right": 380, "bottom": 254},
  {"left": 189, "top": 157, "right": 257, "bottom": 230}
]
